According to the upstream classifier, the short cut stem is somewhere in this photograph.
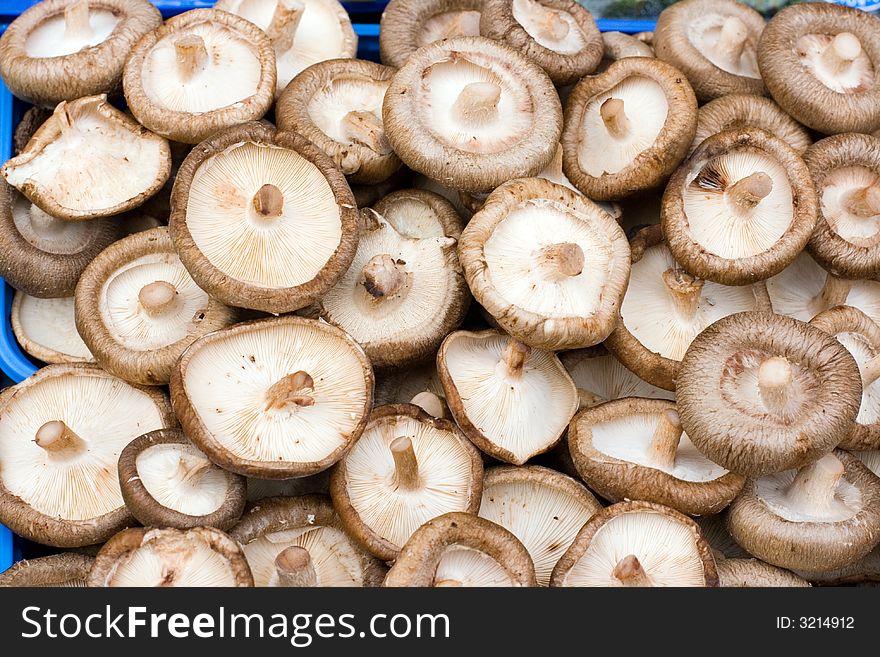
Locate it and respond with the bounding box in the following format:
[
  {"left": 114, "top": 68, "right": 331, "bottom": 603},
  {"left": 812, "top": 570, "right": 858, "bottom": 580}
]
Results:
[
  {"left": 727, "top": 172, "right": 773, "bottom": 212},
  {"left": 341, "top": 111, "right": 391, "bottom": 154},
  {"left": 662, "top": 269, "right": 704, "bottom": 320},
  {"left": 35, "top": 420, "right": 87, "bottom": 457},
  {"left": 390, "top": 436, "right": 420, "bottom": 490},
  {"left": 266, "top": 0, "right": 304, "bottom": 54},
  {"left": 527, "top": 0, "right": 570, "bottom": 42},
  {"left": 265, "top": 371, "right": 316, "bottom": 411},
  {"left": 64, "top": 0, "right": 92, "bottom": 42},
  {"left": 138, "top": 281, "right": 179, "bottom": 318},
  {"left": 273, "top": 547, "right": 318, "bottom": 587},
  {"left": 410, "top": 391, "right": 448, "bottom": 419},
  {"left": 647, "top": 409, "right": 682, "bottom": 471},
  {"left": 252, "top": 184, "right": 285, "bottom": 219},
  {"left": 613, "top": 555, "right": 652, "bottom": 587},
  {"left": 784, "top": 453, "right": 845, "bottom": 516},
  {"left": 843, "top": 185, "right": 880, "bottom": 218},
  {"left": 541, "top": 242, "right": 585, "bottom": 277},
  {"left": 757, "top": 356, "right": 794, "bottom": 416},
  {"left": 600, "top": 98, "right": 630, "bottom": 139},
  {"left": 174, "top": 34, "right": 209, "bottom": 82},
  {"left": 174, "top": 456, "right": 214, "bottom": 485},
  {"left": 452, "top": 82, "right": 502, "bottom": 127},
  {"left": 716, "top": 16, "right": 748, "bottom": 66},
  {"left": 501, "top": 339, "right": 531, "bottom": 378},
  {"left": 360, "top": 254, "right": 408, "bottom": 299},
  {"left": 821, "top": 32, "right": 863, "bottom": 75}
]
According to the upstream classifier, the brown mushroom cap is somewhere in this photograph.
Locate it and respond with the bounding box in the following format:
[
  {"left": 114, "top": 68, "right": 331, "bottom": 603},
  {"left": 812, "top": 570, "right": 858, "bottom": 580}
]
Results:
[
  {"left": 561, "top": 57, "right": 697, "bottom": 201},
  {"left": 793, "top": 544, "right": 880, "bottom": 585},
  {"left": 12, "top": 291, "right": 93, "bottom": 364},
  {"left": 758, "top": 3, "right": 880, "bottom": 135},
  {"left": 373, "top": 188, "right": 465, "bottom": 241},
  {"left": 13, "top": 107, "right": 52, "bottom": 155},
  {"left": 601, "top": 31, "right": 654, "bottom": 64},
  {"left": 677, "top": 311, "right": 862, "bottom": 477},
  {"left": 717, "top": 558, "right": 811, "bottom": 587},
  {"left": 661, "top": 127, "right": 818, "bottom": 286},
  {"left": 0, "top": 553, "right": 95, "bottom": 587},
  {"left": 0, "top": 0, "right": 162, "bottom": 107}
]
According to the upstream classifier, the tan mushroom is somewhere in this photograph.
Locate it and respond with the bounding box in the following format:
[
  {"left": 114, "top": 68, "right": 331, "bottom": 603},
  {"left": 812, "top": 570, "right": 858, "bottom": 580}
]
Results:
[{"left": 12, "top": 291, "right": 93, "bottom": 364}]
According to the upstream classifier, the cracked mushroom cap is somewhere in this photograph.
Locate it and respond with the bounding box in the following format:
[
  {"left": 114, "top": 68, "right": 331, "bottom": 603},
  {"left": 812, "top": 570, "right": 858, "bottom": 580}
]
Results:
[
  {"left": 122, "top": 9, "right": 276, "bottom": 144},
  {"left": 373, "top": 189, "right": 465, "bottom": 241},
  {"left": 478, "top": 465, "right": 602, "bottom": 586},
  {"left": 170, "top": 316, "right": 374, "bottom": 479},
  {"left": 1, "top": 95, "right": 171, "bottom": 221},
  {"left": 459, "top": 178, "right": 630, "bottom": 351},
  {"left": 550, "top": 501, "right": 719, "bottom": 587},
  {"left": 653, "top": 0, "right": 765, "bottom": 102},
  {"left": 0, "top": 363, "right": 175, "bottom": 547},
  {"left": 170, "top": 121, "right": 358, "bottom": 314},
  {"left": 383, "top": 36, "right": 562, "bottom": 194},
  {"left": 383, "top": 512, "right": 537, "bottom": 587},
  {"left": 438, "top": 330, "right": 578, "bottom": 465},
  {"left": 561, "top": 57, "right": 697, "bottom": 201},
  {"left": 677, "top": 311, "right": 862, "bottom": 477},
  {"left": 568, "top": 398, "right": 745, "bottom": 516},
  {"left": 662, "top": 127, "right": 818, "bottom": 286},
  {"left": 728, "top": 450, "right": 880, "bottom": 571},
  {"left": 12, "top": 291, "right": 93, "bottom": 364},
  {"left": 330, "top": 403, "right": 483, "bottom": 561},
  {"left": 604, "top": 225, "right": 771, "bottom": 391},
  {"left": 804, "top": 133, "right": 880, "bottom": 280},
  {"left": 118, "top": 428, "right": 246, "bottom": 531},
  {"left": 229, "top": 495, "right": 386, "bottom": 587},
  {"left": 479, "top": 0, "right": 603, "bottom": 86},
  {"left": 0, "top": 0, "right": 161, "bottom": 107},
  {"left": 716, "top": 558, "right": 810, "bottom": 587},
  {"left": 758, "top": 3, "right": 880, "bottom": 135},
  {"left": 88, "top": 526, "right": 253, "bottom": 587},
  {"left": 0, "top": 553, "right": 95, "bottom": 587}
]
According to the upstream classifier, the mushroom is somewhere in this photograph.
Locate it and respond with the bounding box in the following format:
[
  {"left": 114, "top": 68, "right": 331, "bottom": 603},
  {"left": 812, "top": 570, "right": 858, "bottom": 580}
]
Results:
[
  {"left": 0, "top": 363, "right": 175, "bottom": 547},
  {"left": 561, "top": 57, "right": 697, "bottom": 201},
  {"left": 329, "top": 403, "right": 483, "bottom": 561},
  {"left": 169, "top": 121, "right": 358, "bottom": 314},
  {"left": 550, "top": 501, "right": 719, "bottom": 587},
  {"left": 459, "top": 178, "right": 631, "bottom": 351},
  {"left": 854, "top": 450, "right": 880, "bottom": 478},
  {"left": 568, "top": 398, "right": 745, "bottom": 515},
  {"left": 87, "top": 526, "right": 254, "bottom": 587},
  {"left": 13, "top": 107, "right": 52, "bottom": 155},
  {"left": 122, "top": 9, "right": 277, "bottom": 144},
  {"left": 479, "top": 0, "right": 604, "bottom": 86},
  {"left": 1, "top": 95, "right": 171, "bottom": 221},
  {"left": 118, "top": 428, "right": 247, "bottom": 531},
  {"left": 804, "top": 133, "right": 880, "bottom": 281},
  {"left": 438, "top": 330, "right": 578, "bottom": 465},
  {"left": 758, "top": 3, "right": 880, "bottom": 135},
  {"left": 676, "top": 311, "right": 862, "bottom": 477},
  {"left": 373, "top": 189, "right": 465, "bottom": 241},
  {"left": 695, "top": 512, "right": 750, "bottom": 559},
  {"left": 661, "top": 127, "right": 818, "bottom": 286},
  {"left": 375, "top": 361, "right": 447, "bottom": 412},
  {"left": 12, "top": 292, "right": 93, "bottom": 364},
  {"left": 792, "top": 545, "right": 880, "bottom": 585},
  {"left": 229, "top": 495, "right": 386, "bottom": 587},
  {"left": 383, "top": 512, "right": 537, "bottom": 587},
  {"left": 412, "top": 173, "right": 476, "bottom": 220},
  {"left": 246, "top": 471, "right": 330, "bottom": 501},
  {"left": 727, "top": 450, "right": 880, "bottom": 571},
  {"left": 0, "top": 0, "right": 162, "bottom": 107},
  {"left": 604, "top": 225, "right": 771, "bottom": 390},
  {"left": 0, "top": 553, "right": 94, "bottom": 587},
  {"left": 599, "top": 31, "right": 654, "bottom": 70},
  {"left": 478, "top": 465, "right": 602, "bottom": 586},
  {"left": 653, "top": 0, "right": 765, "bottom": 102},
  {"left": 716, "top": 558, "right": 811, "bottom": 587},
  {"left": 383, "top": 36, "right": 562, "bottom": 194}
]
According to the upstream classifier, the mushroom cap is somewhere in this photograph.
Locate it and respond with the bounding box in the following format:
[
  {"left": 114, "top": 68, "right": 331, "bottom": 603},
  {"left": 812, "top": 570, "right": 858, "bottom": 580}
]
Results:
[
  {"left": 0, "top": 363, "right": 175, "bottom": 547},
  {"left": 1, "top": 95, "right": 171, "bottom": 221},
  {"left": 459, "top": 178, "right": 631, "bottom": 351},
  {"left": 122, "top": 9, "right": 276, "bottom": 144},
  {"left": 12, "top": 291, "right": 93, "bottom": 364},
  {"left": 229, "top": 495, "right": 386, "bottom": 587},
  {"left": 13, "top": 107, "right": 52, "bottom": 155},
  {"left": 118, "top": 428, "right": 247, "bottom": 530},
  {"left": 479, "top": 0, "right": 603, "bottom": 86},
  {"left": 677, "top": 311, "right": 863, "bottom": 477},
  {"left": 568, "top": 397, "right": 745, "bottom": 516},
  {"left": 0, "top": 0, "right": 162, "bottom": 107},
  {"left": 169, "top": 121, "right": 358, "bottom": 314},
  {"left": 717, "top": 558, "right": 811, "bottom": 587},
  {"left": 661, "top": 127, "right": 818, "bottom": 286},
  {"left": 329, "top": 403, "right": 483, "bottom": 561},
  {"left": 373, "top": 188, "right": 465, "bottom": 241},
  {"left": 550, "top": 500, "right": 719, "bottom": 587},
  {"left": 478, "top": 465, "right": 602, "bottom": 586},
  {"left": 383, "top": 512, "right": 537, "bottom": 587},
  {"left": 804, "top": 133, "right": 880, "bottom": 280},
  {"left": 383, "top": 36, "right": 562, "bottom": 194},
  {"left": 437, "top": 329, "right": 579, "bottom": 465},
  {"left": 793, "top": 544, "right": 880, "bottom": 585},
  {"left": 695, "top": 512, "right": 750, "bottom": 559},
  {"left": 0, "top": 553, "right": 94, "bottom": 587},
  {"left": 561, "top": 57, "right": 698, "bottom": 201},
  {"left": 601, "top": 31, "right": 654, "bottom": 65},
  {"left": 653, "top": 0, "right": 765, "bottom": 102},
  {"left": 171, "top": 316, "right": 374, "bottom": 479},
  {"left": 758, "top": 3, "right": 880, "bottom": 135},
  {"left": 88, "top": 526, "right": 254, "bottom": 587},
  {"left": 276, "top": 58, "right": 401, "bottom": 185},
  {"left": 727, "top": 450, "right": 880, "bottom": 571}
]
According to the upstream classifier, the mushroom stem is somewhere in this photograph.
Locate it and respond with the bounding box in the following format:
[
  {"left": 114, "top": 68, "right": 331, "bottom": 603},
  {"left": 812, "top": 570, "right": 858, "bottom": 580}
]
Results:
[
  {"left": 843, "top": 185, "right": 880, "bottom": 218},
  {"left": 532, "top": 2, "right": 570, "bottom": 42},
  {"left": 727, "top": 172, "right": 773, "bottom": 212},
  {"left": 715, "top": 16, "right": 748, "bottom": 66},
  {"left": 272, "top": 547, "right": 317, "bottom": 587},
  {"left": 360, "top": 254, "right": 408, "bottom": 299},
  {"left": 35, "top": 420, "right": 87, "bottom": 457},
  {"left": 265, "top": 371, "right": 316, "bottom": 411},
  {"left": 252, "top": 183, "right": 285, "bottom": 219},
  {"left": 613, "top": 555, "right": 652, "bottom": 587},
  {"left": 814, "top": 274, "right": 853, "bottom": 311},
  {"left": 785, "top": 453, "right": 845, "bottom": 516},
  {"left": 64, "top": 0, "right": 92, "bottom": 42},
  {"left": 600, "top": 98, "right": 630, "bottom": 139},
  {"left": 266, "top": 0, "right": 304, "bottom": 54},
  {"left": 174, "top": 34, "right": 209, "bottom": 82},
  {"left": 647, "top": 409, "right": 682, "bottom": 471},
  {"left": 501, "top": 339, "right": 531, "bottom": 378},
  {"left": 174, "top": 457, "right": 214, "bottom": 485},
  {"left": 577, "top": 387, "right": 605, "bottom": 410},
  {"left": 341, "top": 111, "right": 391, "bottom": 154},
  {"left": 410, "top": 391, "right": 448, "bottom": 419},
  {"left": 821, "top": 32, "right": 863, "bottom": 75},
  {"left": 138, "top": 281, "right": 179, "bottom": 318},
  {"left": 541, "top": 242, "right": 585, "bottom": 277},
  {"left": 757, "top": 356, "right": 794, "bottom": 415},
  {"left": 434, "top": 579, "right": 463, "bottom": 587},
  {"left": 452, "top": 82, "right": 502, "bottom": 127},
  {"left": 662, "top": 268, "right": 705, "bottom": 320},
  {"left": 862, "top": 354, "right": 880, "bottom": 387},
  {"left": 390, "top": 436, "right": 420, "bottom": 490}
]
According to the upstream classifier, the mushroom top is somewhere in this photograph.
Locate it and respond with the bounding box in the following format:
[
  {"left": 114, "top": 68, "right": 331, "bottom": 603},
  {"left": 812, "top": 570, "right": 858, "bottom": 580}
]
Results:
[
  {"left": 1, "top": 95, "right": 171, "bottom": 221},
  {"left": 0, "top": 553, "right": 95, "bottom": 587},
  {"left": 716, "top": 558, "right": 811, "bottom": 587},
  {"left": 373, "top": 189, "right": 465, "bottom": 240},
  {"left": 12, "top": 292, "right": 93, "bottom": 365},
  {"left": 601, "top": 31, "right": 655, "bottom": 64}
]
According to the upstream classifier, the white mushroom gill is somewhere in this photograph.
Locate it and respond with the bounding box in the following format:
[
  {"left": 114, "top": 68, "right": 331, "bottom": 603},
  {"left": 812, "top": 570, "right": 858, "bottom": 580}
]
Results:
[
  {"left": 796, "top": 32, "right": 875, "bottom": 94},
  {"left": 11, "top": 195, "right": 95, "bottom": 254},
  {"left": 415, "top": 11, "right": 481, "bottom": 48},
  {"left": 512, "top": 0, "right": 587, "bottom": 55},
  {"left": 16, "top": 294, "right": 93, "bottom": 361},
  {"left": 820, "top": 166, "right": 880, "bottom": 247},
  {"left": 108, "top": 541, "right": 236, "bottom": 587},
  {"left": 135, "top": 443, "right": 229, "bottom": 516},
  {"left": 24, "top": 0, "right": 120, "bottom": 58},
  {"left": 380, "top": 197, "right": 451, "bottom": 239},
  {"left": 831, "top": 332, "right": 880, "bottom": 425},
  {"left": 853, "top": 451, "right": 880, "bottom": 477},
  {"left": 307, "top": 75, "right": 390, "bottom": 154},
  {"left": 687, "top": 14, "right": 760, "bottom": 78},
  {"left": 539, "top": 143, "right": 581, "bottom": 194},
  {"left": 561, "top": 350, "right": 675, "bottom": 408},
  {"left": 433, "top": 546, "right": 514, "bottom": 587}
]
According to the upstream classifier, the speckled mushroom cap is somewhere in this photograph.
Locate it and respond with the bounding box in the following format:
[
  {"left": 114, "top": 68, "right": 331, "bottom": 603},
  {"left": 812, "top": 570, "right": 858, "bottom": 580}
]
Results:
[
  {"left": 550, "top": 500, "right": 719, "bottom": 587},
  {"left": 479, "top": 0, "right": 603, "bottom": 86},
  {"left": 12, "top": 292, "right": 93, "bottom": 364},
  {"left": 604, "top": 226, "right": 771, "bottom": 391},
  {"left": 676, "top": 311, "right": 862, "bottom": 477},
  {"left": 727, "top": 450, "right": 880, "bottom": 571},
  {"left": 661, "top": 128, "right": 818, "bottom": 286},
  {"left": 123, "top": 9, "right": 276, "bottom": 144},
  {"left": 383, "top": 36, "right": 562, "bottom": 194},
  {"left": 804, "top": 133, "right": 880, "bottom": 280},
  {"left": 758, "top": 3, "right": 880, "bottom": 135},
  {"left": 383, "top": 512, "right": 537, "bottom": 587},
  {"left": 373, "top": 188, "right": 465, "bottom": 241},
  {"left": 169, "top": 121, "right": 358, "bottom": 314},
  {"left": 229, "top": 495, "right": 386, "bottom": 587},
  {"left": 0, "top": 553, "right": 95, "bottom": 587},
  {"left": 0, "top": 0, "right": 161, "bottom": 107},
  {"left": 568, "top": 398, "right": 744, "bottom": 516},
  {"left": 561, "top": 57, "right": 697, "bottom": 201},
  {"left": 716, "top": 558, "right": 811, "bottom": 587},
  {"left": 276, "top": 59, "right": 401, "bottom": 185}
]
